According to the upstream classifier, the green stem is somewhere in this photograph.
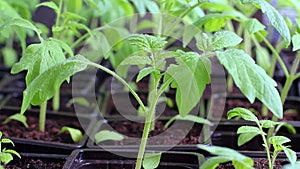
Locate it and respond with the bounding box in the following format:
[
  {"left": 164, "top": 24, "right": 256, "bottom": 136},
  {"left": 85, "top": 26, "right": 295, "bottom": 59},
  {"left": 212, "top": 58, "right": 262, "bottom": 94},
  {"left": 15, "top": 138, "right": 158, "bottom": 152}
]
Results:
[
  {"left": 53, "top": 90, "right": 60, "bottom": 111},
  {"left": 88, "top": 62, "right": 146, "bottom": 112},
  {"left": 55, "top": 0, "right": 63, "bottom": 28},
  {"left": 258, "top": 123, "right": 272, "bottom": 168},
  {"left": 257, "top": 32, "right": 289, "bottom": 77},
  {"left": 39, "top": 101, "right": 47, "bottom": 132},
  {"left": 271, "top": 151, "right": 279, "bottom": 168}
]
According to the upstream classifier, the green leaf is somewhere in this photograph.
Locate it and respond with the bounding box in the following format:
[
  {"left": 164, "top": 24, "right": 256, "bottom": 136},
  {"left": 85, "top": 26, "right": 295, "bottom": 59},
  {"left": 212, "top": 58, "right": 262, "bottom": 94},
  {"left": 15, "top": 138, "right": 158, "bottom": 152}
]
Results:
[
  {"left": 136, "top": 67, "right": 156, "bottom": 82},
  {"left": 129, "top": 34, "right": 167, "bottom": 53},
  {"left": 120, "top": 55, "right": 151, "bottom": 66},
  {"left": 183, "top": 24, "right": 200, "bottom": 47},
  {"left": 1, "top": 48, "right": 17, "bottom": 67},
  {"left": 3, "top": 114, "right": 28, "bottom": 128},
  {"left": 245, "top": 19, "right": 265, "bottom": 34},
  {"left": 164, "top": 114, "right": 212, "bottom": 128},
  {"left": 259, "top": 120, "right": 278, "bottom": 128},
  {"left": 227, "top": 107, "right": 258, "bottom": 123},
  {"left": 240, "top": 0, "right": 291, "bottom": 46},
  {"left": 48, "top": 38, "right": 74, "bottom": 57},
  {"left": 238, "top": 133, "right": 258, "bottom": 146},
  {"left": 212, "top": 31, "right": 243, "bottom": 50},
  {"left": 1, "top": 138, "right": 15, "bottom": 146},
  {"left": 166, "top": 51, "right": 211, "bottom": 117},
  {"left": 255, "top": 47, "right": 270, "bottom": 71},
  {"left": 217, "top": 49, "right": 283, "bottom": 118},
  {"left": 18, "top": 55, "right": 89, "bottom": 114},
  {"left": 282, "top": 147, "right": 297, "bottom": 164},
  {"left": 58, "top": 126, "right": 83, "bottom": 143},
  {"left": 66, "top": 97, "right": 90, "bottom": 107},
  {"left": 0, "top": 153, "right": 13, "bottom": 164},
  {"left": 283, "top": 162, "right": 300, "bottom": 169},
  {"left": 276, "top": 122, "right": 296, "bottom": 135},
  {"left": 94, "top": 130, "right": 124, "bottom": 144},
  {"left": 237, "top": 126, "right": 264, "bottom": 135},
  {"left": 197, "top": 145, "right": 254, "bottom": 168},
  {"left": 143, "top": 153, "right": 162, "bottom": 169},
  {"left": 269, "top": 136, "right": 291, "bottom": 146},
  {"left": 0, "top": 18, "right": 41, "bottom": 38},
  {"left": 292, "top": 34, "right": 300, "bottom": 51},
  {"left": 131, "top": 0, "right": 159, "bottom": 17},
  {"left": 3, "top": 149, "right": 21, "bottom": 159},
  {"left": 11, "top": 39, "right": 66, "bottom": 85},
  {"left": 36, "top": 1, "right": 59, "bottom": 14},
  {"left": 66, "top": 0, "right": 82, "bottom": 13}
]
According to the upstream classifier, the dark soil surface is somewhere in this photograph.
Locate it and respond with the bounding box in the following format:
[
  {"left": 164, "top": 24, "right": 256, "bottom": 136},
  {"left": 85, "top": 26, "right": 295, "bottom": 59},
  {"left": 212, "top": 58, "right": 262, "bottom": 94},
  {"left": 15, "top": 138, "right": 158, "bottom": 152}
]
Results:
[
  {"left": 97, "top": 120, "right": 205, "bottom": 146},
  {"left": 5, "top": 158, "right": 65, "bottom": 169},
  {"left": 217, "top": 158, "right": 287, "bottom": 169},
  {"left": 0, "top": 111, "right": 82, "bottom": 144}
]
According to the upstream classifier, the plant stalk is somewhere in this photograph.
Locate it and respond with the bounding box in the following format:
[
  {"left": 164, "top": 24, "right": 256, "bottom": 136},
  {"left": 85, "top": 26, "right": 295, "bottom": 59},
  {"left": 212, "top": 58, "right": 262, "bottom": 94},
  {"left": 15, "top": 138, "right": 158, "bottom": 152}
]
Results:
[
  {"left": 53, "top": 90, "right": 60, "bottom": 111},
  {"left": 39, "top": 101, "right": 47, "bottom": 132}
]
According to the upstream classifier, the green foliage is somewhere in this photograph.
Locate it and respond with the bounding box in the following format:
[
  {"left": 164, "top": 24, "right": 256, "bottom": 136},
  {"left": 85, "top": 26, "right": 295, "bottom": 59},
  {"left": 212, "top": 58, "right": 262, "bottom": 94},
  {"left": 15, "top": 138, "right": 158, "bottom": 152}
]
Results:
[
  {"left": 94, "top": 130, "right": 124, "bottom": 144},
  {"left": 292, "top": 34, "right": 300, "bottom": 51},
  {"left": 143, "top": 153, "right": 162, "bottom": 169},
  {"left": 197, "top": 145, "right": 254, "bottom": 169},
  {"left": 58, "top": 126, "right": 83, "bottom": 143},
  {"left": 164, "top": 114, "right": 212, "bottom": 128},
  {"left": 227, "top": 107, "right": 297, "bottom": 168},
  {"left": 0, "top": 132, "right": 21, "bottom": 167},
  {"left": 3, "top": 114, "right": 28, "bottom": 128},
  {"left": 217, "top": 49, "right": 282, "bottom": 118},
  {"left": 66, "top": 97, "right": 90, "bottom": 107},
  {"left": 240, "top": 0, "right": 291, "bottom": 46}
]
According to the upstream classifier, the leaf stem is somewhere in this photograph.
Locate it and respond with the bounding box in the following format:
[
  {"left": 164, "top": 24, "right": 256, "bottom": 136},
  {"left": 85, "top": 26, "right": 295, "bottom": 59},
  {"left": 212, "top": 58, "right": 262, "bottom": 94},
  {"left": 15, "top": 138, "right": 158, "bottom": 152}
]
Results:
[
  {"left": 53, "top": 90, "right": 60, "bottom": 111},
  {"left": 88, "top": 62, "right": 146, "bottom": 112},
  {"left": 258, "top": 122, "right": 272, "bottom": 168},
  {"left": 257, "top": 32, "right": 289, "bottom": 77},
  {"left": 39, "top": 101, "right": 47, "bottom": 132}
]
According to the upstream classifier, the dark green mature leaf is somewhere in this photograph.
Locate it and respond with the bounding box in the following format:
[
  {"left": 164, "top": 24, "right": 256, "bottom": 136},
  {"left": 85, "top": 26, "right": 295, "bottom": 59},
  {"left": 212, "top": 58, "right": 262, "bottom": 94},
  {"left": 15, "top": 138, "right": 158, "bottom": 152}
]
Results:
[
  {"left": 217, "top": 49, "right": 282, "bottom": 118},
  {"left": 245, "top": 19, "right": 265, "bottom": 34},
  {"left": 240, "top": 0, "right": 291, "bottom": 46},
  {"left": 166, "top": 50, "right": 211, "bottom": 117},
  {"left": 269, "top": 136, "right": 291, "bottom": 146},
  {"left": 238, "top": 133, "right": 258, "bottom": 146},
  {"left": 227, "top": 107, "right": 259, "bottom": 123},
  {"left": 58, "top": 126, "right": 83, "bottom": 143},
  {"left": 292, "top": 34, "right": 300, "bottom": 51},
  {"left": 212, "top": 31, "right": 243, "bottom": 50},
  {"left": 95, "top": 130, "right": 124, "bottom": 144},
  {"left": 11, "top": 39, "right": 66, "bottom": 86},
  {"left": 18, "top": 55, "right": 90, "bottom": 114},
  {"left": 143, "top": 153, "right": 162, "bottom": 169},
  {"left": 282, "top": 147, "right": 297, "bottom": 164}
]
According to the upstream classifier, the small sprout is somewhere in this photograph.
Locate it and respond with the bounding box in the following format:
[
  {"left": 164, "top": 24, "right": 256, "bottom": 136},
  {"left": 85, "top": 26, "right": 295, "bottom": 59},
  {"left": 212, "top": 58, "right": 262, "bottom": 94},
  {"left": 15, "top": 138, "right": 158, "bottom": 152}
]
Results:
[
  {"left": 143, "top": 152, "right": 162, "bottom": 169},
  {"left": 3, "top": 114, "right": 28, "bottom": 128},
  {"left": 0, "top": 131, "right": 21, "bottom": 168},
  {"left": 58, "top": 126, "right": 83, "bottom": 143},
  {"left": 66, "top": 97, "right": 90, "bottom": 107}
]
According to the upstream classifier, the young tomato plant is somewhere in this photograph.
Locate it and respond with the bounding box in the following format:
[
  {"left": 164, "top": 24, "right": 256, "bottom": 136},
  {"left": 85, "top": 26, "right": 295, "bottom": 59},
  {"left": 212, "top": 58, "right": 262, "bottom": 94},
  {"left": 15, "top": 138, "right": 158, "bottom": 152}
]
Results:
[
  {"left": 0, "top": 131, "right": 21, "bottom": 169},
  {"left": 227, "top": 108, "right": 297, "bottom": 168}
]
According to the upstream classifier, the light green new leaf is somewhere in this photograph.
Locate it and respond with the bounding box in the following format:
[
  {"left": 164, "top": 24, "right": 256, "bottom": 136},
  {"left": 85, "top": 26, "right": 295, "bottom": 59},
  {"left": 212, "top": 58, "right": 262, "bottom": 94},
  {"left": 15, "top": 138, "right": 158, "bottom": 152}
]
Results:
[
  {"left": 130, "top": 0, "right": 159, "bottom": 17},
  {"left": 292, "top": 34, "right": 300, "bottom": 51},
  {"left": 1, "top": 48, "right": 17, "bottom": 67},
  {"left": 269, "top": 136, "right": 291, "bottom": 146},
  {"left": 58, "top": 126, "right": 83, "bottom": 143},
  {"left": 237, "top": 126, "right": 264, "bottom": 135},
  {"left": 18, "top": 55, "right": 89, "bottom": 114},
  {"left": 200, "top": 156, "right": 231, "bottom": 169},
  {"left": 183, "top": 25, "right": 200, "bottom": 47},
  {"left": 3, "top": 113, "right": 28, "bottom": 128},
  {"left": 282, "top": 147, "right": 297, "bottom": 164},
  {"left": 255, "top": 47, "right": 270, "bottom": 71},
  {"left": 136, "top": 67, "right": 156, "bottom": 82},
  {"left": 129, "top": 34, "right": 167, "bottom": 53},
  {"left": 166, "top": 51, "right": 211, "bottom": 117},
  {"left": 95, "top": 130, "right": 124, "bottom": 144},
  {"left": 1, "top": 138, "right": 15, "bottom": 146},
  {"left": 48, "top": 38, "right": 74, "bottom": 57},
  {"left": 66, "top": 97, "right": 90, "bottom": 107},
  {"left": 217, "top": 49, "right": 282, "bottom": 118},
  {"left": 3, "top": 149, "right": 21, "bottom": 159},
  {"left": 245, "top": 19, "right": 265, "bottom": 34},
  {"left": 238, "top": 132, "right": 258, "bottom": 146},
  {"left": 259, "top": 120, "right": 278, "bottom": 128},
  {"left": 212, "top": 31, "right": 243, "bottom": 50},
  {"left": 0, "top": 18, "right": 41, "bottom": 36},
  {"left": 240, "top": 0, "right": 291, "bottom": 46},
  {"left": 165, "top": 114, "right": 212, "bottom": 128},
  {"left": 0, "top": 153, "right": 13, "bottom": 164},
  {"left": 36, "top": 1, "right": 59, "bottom": 14},
  {"left": 143, "top": 153, "right": 162, "bottom": 169},
  {"left": 227, "top": 107, "right": 259, "bottom": 123}
]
